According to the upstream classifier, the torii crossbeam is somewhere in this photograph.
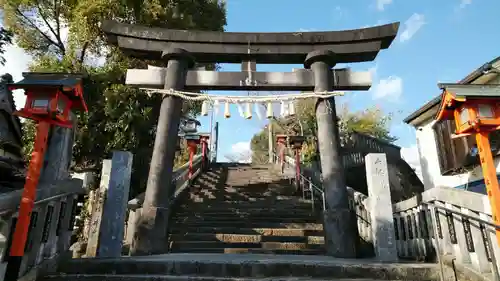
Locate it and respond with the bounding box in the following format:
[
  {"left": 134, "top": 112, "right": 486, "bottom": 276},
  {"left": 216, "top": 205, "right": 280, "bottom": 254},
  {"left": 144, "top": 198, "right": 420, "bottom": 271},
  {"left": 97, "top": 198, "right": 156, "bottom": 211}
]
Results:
[{"left": 102, "top": 21, "right": 399, "bottom": 64}]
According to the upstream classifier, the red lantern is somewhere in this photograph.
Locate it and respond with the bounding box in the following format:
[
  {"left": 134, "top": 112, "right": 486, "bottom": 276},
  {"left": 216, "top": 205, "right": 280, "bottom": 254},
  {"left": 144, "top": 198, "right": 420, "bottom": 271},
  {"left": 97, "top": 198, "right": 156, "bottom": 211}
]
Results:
[
  {"left": 4, "top": 73, "right": 87, "bottom": 281},
  {"left": 184, "top": 134, "right": 201, "bottom": 179},
  {"left": 199, "top": 133, "right": 210, "bottom": 170},
  {"left": 436, "top": 83, "right": 500, "bottom": 246},
  {"left": 9, "top": 73, "right": 88, "bottom": 127},
  {"left": 288, "top": 135, "right": 305, "bottom": 192},
  {"left": 275, "top": 134, "right": 288, "bottom": 173}
]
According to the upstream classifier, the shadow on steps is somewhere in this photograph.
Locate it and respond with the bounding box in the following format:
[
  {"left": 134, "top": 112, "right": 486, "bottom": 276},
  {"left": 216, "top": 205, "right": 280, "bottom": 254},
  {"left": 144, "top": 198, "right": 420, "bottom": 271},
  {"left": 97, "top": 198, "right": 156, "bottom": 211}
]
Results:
[{"left": 168, "top": 164, "right": 325, "bottom": 255}]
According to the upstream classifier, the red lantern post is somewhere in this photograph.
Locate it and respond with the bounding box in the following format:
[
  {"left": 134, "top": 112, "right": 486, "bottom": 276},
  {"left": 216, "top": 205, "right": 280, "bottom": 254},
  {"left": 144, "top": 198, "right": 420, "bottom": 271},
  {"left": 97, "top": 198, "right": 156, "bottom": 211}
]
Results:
[
  {"left": 200, "top": 133, "right": 210, "bottom": 171},
  {"left": 288, "top": 135, "right": 305, "bottom": 193},
  {"left": 185, "top": 134, "right": 201, "bottom": 179},
  {"left": 276, "top": 134, "right": 287, "bottom": 173},
  {"left": 4, "top": 73, "right": 87, "bottom": 281},
  {"left": 435, "top": 83, "right": 500, "bottom": 246}
]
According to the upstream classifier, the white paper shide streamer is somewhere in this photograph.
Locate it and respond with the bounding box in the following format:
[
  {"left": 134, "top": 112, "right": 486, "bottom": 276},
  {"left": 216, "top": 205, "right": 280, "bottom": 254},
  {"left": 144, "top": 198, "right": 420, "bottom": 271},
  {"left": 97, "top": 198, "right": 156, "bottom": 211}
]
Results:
[{"left": 146, "top": 88, "right": 343, "bottom": 120}]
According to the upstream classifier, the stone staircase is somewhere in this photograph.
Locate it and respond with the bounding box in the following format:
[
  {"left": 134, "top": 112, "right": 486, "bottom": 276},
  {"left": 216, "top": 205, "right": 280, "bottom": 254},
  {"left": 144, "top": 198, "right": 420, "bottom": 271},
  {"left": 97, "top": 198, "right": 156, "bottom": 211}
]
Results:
[
  {"left": 168, "top": 163, "right": 326, "bottom": 255},
  {"left": 37, "top": 163, "right": 449, "bottom": 281}
]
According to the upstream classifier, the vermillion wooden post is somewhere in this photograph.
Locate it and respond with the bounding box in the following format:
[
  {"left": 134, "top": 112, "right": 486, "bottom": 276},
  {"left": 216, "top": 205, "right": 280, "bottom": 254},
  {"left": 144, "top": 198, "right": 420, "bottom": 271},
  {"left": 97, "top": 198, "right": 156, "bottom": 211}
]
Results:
[
  {"left": 201, "top": 141, "right": 206, "bottom": 164},
  {"left": 188, "top": 145, "right": 196, "bottom": 179},
  {"left": 4, "top": 121, "right": 50, "bottom": 281},
  {"left": 276, "top": 135, "right": 287, "bottom": 174},
  {"left": 476, "top": 131, "right": 500, "bottom": 245},
  {"left": 295, "top": 147, "right": 301, "bottom": 189},
  {"left": 200, "top": 135, "right": 209, "bottom": 171}
]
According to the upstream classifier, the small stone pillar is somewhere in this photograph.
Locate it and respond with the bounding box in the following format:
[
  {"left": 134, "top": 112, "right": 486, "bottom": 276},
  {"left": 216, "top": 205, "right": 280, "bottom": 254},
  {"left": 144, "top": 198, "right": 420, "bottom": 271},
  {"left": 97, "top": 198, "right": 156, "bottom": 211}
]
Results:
[
  {"left": 85, "top": 160, "right": 112, "bottom": 257},
  {"left": 305, "top": 50, "right": 356, "bottom": 258},
  {"left": 132, "top": 48, "right": 194, "bottom": 255},
  {"left": 365, "top": 153, "right": 398, "bottom": 262},
  {"left": 98, "top": 151, "right": 133, "bottom": 257}
]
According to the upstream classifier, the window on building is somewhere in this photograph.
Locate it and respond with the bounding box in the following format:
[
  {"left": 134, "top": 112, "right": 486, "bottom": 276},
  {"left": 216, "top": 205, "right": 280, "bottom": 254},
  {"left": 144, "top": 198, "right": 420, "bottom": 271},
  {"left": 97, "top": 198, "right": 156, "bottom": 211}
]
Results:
[{"left": 433, "top": 120, "right": 500, "bottom": 175}]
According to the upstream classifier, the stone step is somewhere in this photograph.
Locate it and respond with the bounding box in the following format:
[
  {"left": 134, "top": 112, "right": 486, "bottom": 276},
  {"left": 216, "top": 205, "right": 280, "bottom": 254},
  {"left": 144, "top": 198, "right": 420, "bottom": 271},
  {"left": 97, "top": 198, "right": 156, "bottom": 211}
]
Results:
[
  {"left": 42, "top": 275, "right": 399, "bottom": 281},
  {"left": 183, "top": 200, "right": 311, "bottom": 205},
  {"left": 183, "top": 197, "right": 311, "bottom": 203},
  {"left": 187, "top": 186, "right": 296, "bottom": 195},
  {"left": 170, "top": 221, "right": 323, "bottom": 229},
  {"left": 173, "top": 217, "right": 320, "bottom": 224},
  {"left": 170, "top": 241, "right": 324, "bottom": 251},
  {"left": 179, "top": 202, "right": 314, "bottom": 210},
  {"left": 173, "top": 210, "right": 319, "bottom": 217},
  {"left": 169, "top": 248, "right": 327, "bottom": 255},
  {"left": 169, "top": 233, "right": 325, "bottom": 244},
  {"left": 55, "top": 253, "right": 442, "bottom": 280},
  {"left": 169, "top": 227, "right": 325, "bottom": 237},
  {"left": 176, "top": 207, "right": 316, "bottom": 213},
  {"left": 186, "top": 195, "right": 306, "bottom": 201}
]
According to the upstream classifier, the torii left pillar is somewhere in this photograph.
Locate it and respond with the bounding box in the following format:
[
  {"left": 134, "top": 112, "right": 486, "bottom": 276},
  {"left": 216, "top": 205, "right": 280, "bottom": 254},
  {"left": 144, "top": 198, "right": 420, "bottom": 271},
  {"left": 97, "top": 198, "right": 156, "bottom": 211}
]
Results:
[{"left": 131, "top": 49, "right": 194, "bottom": 255}]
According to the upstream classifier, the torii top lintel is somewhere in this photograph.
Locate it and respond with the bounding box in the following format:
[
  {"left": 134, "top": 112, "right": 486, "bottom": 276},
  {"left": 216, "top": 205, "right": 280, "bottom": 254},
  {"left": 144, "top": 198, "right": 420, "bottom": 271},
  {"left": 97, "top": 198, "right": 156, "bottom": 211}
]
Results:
[{"left": 101, "top": 20, "right": 400, "bottom": 64}]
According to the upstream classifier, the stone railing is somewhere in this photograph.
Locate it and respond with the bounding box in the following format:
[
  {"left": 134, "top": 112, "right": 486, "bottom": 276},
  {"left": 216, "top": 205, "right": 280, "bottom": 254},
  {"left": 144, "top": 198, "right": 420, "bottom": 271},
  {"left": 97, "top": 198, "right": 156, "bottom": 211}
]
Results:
[
  {"left": 0, "top": 175, "right": 89, "bottom": 280},
  {"left": 392, "top": 186, "right": 500, "bottom": 280},
  {"left": 277, "top": 150, "right": 378, "bottom": 258},
  {"left": 343, "top": 132, "right": 401, "bottom": 160},
  {"left": 346, "top": 187, "right": 372, "bottom": 252},
  {"left": 124, "top": 154, "right": 204, "bottom": 249},
  {"left": 279, "top": 132, "right": 402, "bottom": 179}
]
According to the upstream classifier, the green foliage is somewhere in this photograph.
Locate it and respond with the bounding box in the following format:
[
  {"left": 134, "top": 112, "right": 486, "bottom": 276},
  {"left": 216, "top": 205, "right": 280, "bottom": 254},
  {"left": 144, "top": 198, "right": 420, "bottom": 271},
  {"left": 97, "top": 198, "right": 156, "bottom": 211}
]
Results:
[
  {"left": 2, "top": 0, "right": 227, "bottom": 198},
  {"left": 0, "top": 27, "right": 12, "bottom": 65},
  {"left": 21, "top": 119, "right": 36, "bottom": 161},
  {"left": 250, "top": 99, "right": 397, "bottom": 166},
  {"left": 338, "top": 104, "right": 397, "bottom": 143}
]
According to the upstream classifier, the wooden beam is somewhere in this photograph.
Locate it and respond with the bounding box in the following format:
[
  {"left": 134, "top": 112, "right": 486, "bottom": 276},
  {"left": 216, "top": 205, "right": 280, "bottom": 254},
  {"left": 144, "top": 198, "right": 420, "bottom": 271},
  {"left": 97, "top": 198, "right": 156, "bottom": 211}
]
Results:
[{"left": 126, "top": 68, "right": 372, "bottom": 91}]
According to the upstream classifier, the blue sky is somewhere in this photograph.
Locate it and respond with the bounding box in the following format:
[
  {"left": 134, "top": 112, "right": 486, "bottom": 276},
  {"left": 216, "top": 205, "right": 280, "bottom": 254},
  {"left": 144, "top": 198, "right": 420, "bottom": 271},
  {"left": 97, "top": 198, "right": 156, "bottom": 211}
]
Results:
[
  {"left": 1, "top": 0, "right": 498, "bottom": 170},
  {"left": 191, "top": 0, "right": 500, "bottom": 165}
]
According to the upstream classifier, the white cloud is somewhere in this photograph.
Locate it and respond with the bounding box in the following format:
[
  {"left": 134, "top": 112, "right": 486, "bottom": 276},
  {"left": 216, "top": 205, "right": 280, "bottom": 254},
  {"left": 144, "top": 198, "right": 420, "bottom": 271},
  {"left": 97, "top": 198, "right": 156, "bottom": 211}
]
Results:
[
  {"left": 368, "top": 65, "right": 378, "bottom": 78},
  {"left": 0, "top": 20, "right": 106, "bottom": 111},
  {"left": 401, "top": 144, "right": 423, "bottom": 181},
  {"left": 297, "top": 28, "right": 316, "bottom": 32},
  {"left": 459, "top": 0, "right": 472, "bottom": 8},
  {"left": 372, "top": 76, "right": 403, "bottom": 101},
  {"left": 399, "top": 13, "right": 426, "bottom": 43},
  {"left": 376, "top": 0, "right": 393, "bottom": 11},
  {"left": 225, "top": 141, "right": 252, "bottom": 163},
  {"left": 333, "top": 6, "right": 344, "bottom": 19},
  {"left": 0, "top": 44, "right": 32, "bottom": 109}
]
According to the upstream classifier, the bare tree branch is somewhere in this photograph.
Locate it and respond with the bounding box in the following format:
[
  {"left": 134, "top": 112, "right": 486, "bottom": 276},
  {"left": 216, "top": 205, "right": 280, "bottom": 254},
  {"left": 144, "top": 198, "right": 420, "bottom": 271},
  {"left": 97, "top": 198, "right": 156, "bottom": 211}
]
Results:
[
  {"left": 35, "top": 0, "right": 66, "bottom": 54},
  {"left": 54, "top": 0, "right": 61, "bottom": 38},
  {"left": 14, "top": 8, "right": 60, "bottom": 52},
  {"left": 79, "top": 42, "right": 89, "bottom": 63}
]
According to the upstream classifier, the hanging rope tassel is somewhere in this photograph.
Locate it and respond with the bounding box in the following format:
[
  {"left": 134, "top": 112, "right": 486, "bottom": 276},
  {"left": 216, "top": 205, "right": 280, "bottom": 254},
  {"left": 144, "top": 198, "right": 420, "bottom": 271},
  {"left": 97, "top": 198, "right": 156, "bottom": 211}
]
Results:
[
  {"left": 245, "top": 103, "right": 252, "bottom": 119},
  {"left": 288, "top": 101, "right": 296, "bottom": 116},
  {"left": 201, "top": 100, "right": 209, "bottom": 116},
  {"left": 266, "top": 102, "right": 273, "bottom": 119},
  {"left": 224, "top": 102, "right": 231, "bottom": 118},
  {"left": 255, "top": 103, "right": 263, "bottom": 120}
]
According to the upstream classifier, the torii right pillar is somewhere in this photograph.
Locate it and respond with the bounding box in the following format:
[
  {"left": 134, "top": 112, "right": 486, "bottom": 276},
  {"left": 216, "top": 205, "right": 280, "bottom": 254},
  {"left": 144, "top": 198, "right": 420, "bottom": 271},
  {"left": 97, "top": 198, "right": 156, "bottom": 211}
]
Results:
[{"left": 305, "top": 50, "right": 356, "bottom": 258}]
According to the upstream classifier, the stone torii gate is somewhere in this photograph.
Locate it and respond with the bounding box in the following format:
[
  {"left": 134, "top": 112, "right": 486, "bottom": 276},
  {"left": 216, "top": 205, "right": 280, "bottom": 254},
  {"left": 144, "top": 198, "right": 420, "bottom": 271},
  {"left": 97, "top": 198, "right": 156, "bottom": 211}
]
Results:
[{"left": 101, "top": 21, "right": 400, "bottom": 258}]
